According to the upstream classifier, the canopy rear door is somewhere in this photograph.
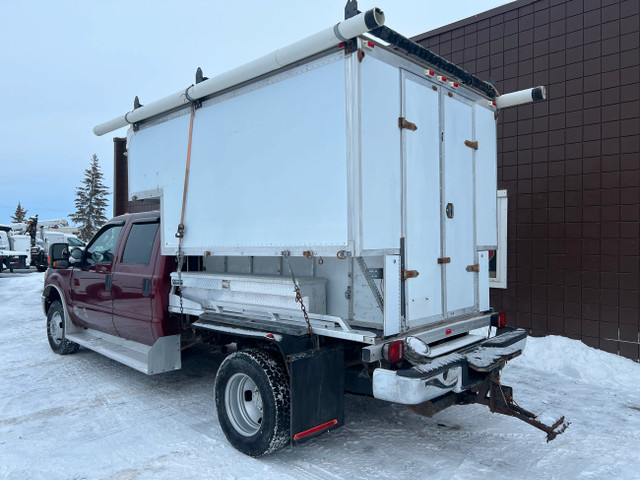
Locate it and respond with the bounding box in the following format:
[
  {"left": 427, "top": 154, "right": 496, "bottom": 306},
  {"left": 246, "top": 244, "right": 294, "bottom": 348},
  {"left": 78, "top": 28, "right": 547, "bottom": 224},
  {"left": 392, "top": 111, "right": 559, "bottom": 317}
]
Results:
[
  {"left": 442, "top": 95, "right": 476, "bottom": 314},
  {"left": 402, "top": 73, "right": 477, "bottom": 328},
  {"left": 402, "top": 72, "right": 443, "bottom": 326}
]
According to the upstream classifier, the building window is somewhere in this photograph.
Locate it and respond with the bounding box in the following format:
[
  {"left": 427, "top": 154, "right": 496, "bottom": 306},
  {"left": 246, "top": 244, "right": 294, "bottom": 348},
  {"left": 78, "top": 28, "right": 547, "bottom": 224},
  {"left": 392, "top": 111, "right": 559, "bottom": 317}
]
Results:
[{"left": 489, "top": 189, "right": 507, "bottom": 289}]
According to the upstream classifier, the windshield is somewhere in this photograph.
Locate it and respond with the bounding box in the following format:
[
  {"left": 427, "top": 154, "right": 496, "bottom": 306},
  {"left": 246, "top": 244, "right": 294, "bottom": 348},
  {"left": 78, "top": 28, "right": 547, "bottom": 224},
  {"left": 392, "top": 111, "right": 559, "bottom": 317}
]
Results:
[{"left": 67, "top": 237, "right": 85, "bottom": 247}]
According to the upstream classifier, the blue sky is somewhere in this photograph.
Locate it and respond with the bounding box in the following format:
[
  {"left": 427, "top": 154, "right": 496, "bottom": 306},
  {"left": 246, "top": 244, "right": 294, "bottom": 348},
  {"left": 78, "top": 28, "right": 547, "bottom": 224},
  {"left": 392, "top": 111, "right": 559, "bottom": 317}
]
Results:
[{"left": 0, "top": 0, "right": 512, "bottom": 224}]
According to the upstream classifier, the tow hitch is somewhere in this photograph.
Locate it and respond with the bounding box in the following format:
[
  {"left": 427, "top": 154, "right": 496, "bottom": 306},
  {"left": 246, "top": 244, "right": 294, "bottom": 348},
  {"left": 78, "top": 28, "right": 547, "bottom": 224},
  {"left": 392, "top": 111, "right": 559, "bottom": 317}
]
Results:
[{"left": 461, "top": 374, "right": 570, "bottom": 442}]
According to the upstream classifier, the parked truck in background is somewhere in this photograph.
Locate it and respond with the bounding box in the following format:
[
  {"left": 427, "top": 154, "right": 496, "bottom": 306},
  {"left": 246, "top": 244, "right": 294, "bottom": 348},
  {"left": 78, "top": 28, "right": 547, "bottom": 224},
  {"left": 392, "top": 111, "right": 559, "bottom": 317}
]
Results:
[
  {"left": 12, "top": 217, "right": 84, "bottom": 272},
  {"left": 0, "top": 226, "right": 29, "bottom": 272},
  {"left": 43, "top": 3, "right": 566, "bottom": 456}
]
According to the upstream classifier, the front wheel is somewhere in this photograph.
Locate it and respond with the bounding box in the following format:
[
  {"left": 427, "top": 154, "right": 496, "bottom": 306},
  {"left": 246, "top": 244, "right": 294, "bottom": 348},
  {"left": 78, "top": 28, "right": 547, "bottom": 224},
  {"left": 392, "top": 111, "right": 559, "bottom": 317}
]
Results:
[
  {"left": 214, "top": 349, "right": 290, "bottom": 457},
  {"left": 47, "top": 301, "right": 79, "bottom": 355}
]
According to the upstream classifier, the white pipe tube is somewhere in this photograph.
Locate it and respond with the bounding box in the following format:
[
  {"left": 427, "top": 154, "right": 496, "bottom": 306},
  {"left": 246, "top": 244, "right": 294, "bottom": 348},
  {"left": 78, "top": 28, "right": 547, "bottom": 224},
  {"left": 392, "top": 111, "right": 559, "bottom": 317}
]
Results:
[
  {"left": 94, "top": 8, "right": 385, "bottom": 136},
  {"left": 495, "top": 86, "right": 546, "bottom": 109}
]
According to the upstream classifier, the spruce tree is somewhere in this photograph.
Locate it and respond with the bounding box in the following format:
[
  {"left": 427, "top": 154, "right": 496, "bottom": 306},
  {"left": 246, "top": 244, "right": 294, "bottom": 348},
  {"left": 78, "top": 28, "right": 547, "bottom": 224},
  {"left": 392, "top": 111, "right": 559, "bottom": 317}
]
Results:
[
  {"left": 11, "top": 202, "right": 28, "bottom": 223},
  {"left": 70, "top": 154, "right": 110, "bottom": 242}
]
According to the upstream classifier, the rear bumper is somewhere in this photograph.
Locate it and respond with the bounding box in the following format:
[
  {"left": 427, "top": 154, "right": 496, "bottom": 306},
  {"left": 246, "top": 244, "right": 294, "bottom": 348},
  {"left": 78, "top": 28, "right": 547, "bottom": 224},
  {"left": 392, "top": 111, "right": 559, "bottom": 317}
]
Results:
[
  {"left": 372, "top": 328, "right": 527, "bottom": 405},
  {"left": 1, "top": 254, "right": 27, "bottom": 268}
]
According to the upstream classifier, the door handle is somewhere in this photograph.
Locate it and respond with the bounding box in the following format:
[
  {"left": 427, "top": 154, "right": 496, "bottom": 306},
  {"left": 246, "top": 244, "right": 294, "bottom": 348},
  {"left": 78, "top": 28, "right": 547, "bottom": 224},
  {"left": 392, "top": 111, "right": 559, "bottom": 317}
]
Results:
[
  {"left": 105, "top": 274, "right": 112, "bottom": 291},
  {"left": 446, "top": 203, "right": 454, "bottom": 219},
  {"left": 142, "top": 278, "right": 150, "bottom": 297}
]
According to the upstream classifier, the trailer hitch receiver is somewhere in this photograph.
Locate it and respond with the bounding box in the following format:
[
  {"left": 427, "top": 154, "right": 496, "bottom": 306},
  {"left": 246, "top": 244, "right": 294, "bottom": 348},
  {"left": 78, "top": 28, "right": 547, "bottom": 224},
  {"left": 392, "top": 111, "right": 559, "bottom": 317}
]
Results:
[{"left": 463, "top": 374, "right": 570, "bottom": 442}]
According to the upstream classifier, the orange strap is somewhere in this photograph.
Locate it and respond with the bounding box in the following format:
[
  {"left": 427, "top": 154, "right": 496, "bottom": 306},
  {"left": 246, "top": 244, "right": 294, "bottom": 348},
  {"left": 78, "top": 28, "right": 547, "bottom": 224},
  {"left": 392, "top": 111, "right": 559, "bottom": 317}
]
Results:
[{"left": 176, "top": 103, "right": 196, "bottom": 244}]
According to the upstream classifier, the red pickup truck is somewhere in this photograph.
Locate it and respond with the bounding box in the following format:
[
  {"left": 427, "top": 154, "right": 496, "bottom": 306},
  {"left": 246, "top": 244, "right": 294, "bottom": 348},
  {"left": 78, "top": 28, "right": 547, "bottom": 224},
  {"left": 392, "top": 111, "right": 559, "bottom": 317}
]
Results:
[{"left": 43, "top": 211, "right": 566, "bottom": 456}]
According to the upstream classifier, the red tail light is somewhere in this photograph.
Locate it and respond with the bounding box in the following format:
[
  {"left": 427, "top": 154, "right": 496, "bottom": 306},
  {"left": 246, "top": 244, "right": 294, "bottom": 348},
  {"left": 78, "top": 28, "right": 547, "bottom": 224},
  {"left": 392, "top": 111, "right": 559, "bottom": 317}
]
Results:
[
  {"left": 491, "top": 312, "right": 507, "bottom": 329},
  {"left": 383, "top": 340, "right": 404, "bottom": 364}
]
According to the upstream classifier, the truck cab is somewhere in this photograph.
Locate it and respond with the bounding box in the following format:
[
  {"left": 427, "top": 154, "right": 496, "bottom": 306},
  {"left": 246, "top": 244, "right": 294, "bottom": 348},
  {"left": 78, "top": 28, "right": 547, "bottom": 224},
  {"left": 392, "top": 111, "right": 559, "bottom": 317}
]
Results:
[{"left": 43, "top": 212, "right": 178, "bottom": 354}]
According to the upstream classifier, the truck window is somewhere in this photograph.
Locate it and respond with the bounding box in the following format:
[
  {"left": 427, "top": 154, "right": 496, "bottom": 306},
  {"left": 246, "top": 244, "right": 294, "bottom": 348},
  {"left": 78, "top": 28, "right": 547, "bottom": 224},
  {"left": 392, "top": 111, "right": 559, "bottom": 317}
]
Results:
[
  {"left": 68, "top": 237, "right": 85, "bottom": 247},
  {"left": 86, "top": 225, "right": 123, "bottom": 266},
  {"left": 121, "top": 222, "right": 159, "bottom": 265}
]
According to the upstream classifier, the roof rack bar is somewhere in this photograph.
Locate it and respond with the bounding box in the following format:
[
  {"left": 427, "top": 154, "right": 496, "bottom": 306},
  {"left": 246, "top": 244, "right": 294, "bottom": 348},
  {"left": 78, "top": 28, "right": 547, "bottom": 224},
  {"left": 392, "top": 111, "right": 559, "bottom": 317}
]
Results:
[{"left": 368, "top": 25, "right": 499, "bottom": 100}]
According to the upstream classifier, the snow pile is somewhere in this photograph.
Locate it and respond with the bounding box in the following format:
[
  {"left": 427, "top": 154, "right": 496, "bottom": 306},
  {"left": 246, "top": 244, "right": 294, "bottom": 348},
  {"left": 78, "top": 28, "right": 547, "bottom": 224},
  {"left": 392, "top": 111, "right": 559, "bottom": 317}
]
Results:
[{"left": 514, "top": 335, "right": 639, "bottom": 389}]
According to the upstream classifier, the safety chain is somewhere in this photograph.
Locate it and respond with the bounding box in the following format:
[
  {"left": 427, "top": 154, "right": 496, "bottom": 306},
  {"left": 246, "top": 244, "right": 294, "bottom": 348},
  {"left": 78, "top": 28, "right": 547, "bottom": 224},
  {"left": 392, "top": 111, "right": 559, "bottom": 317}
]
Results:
[
  {"left": 176, "top": 246, "right": 185, "bottom": 316},
  {"left": 282, "top": 251, "right": 316, "bottom": 345}
]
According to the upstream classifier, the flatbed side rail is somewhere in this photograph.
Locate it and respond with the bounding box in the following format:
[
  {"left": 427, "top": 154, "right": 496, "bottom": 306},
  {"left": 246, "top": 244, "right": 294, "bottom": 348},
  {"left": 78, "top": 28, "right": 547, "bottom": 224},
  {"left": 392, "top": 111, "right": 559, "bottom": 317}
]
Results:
[{"left": 170, "top": 295, "right": 378, "bottom": 344}]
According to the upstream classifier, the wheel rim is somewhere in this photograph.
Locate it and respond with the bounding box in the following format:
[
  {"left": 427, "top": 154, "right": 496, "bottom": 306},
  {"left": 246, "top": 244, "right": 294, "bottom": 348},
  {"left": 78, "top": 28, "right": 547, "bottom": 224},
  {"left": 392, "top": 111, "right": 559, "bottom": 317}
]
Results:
[
  {"left": 48, "top": 311, "right": 63, "bottom": 345},
  {"left": 225, "top": 372, "right": 263, "bottom": 437}
]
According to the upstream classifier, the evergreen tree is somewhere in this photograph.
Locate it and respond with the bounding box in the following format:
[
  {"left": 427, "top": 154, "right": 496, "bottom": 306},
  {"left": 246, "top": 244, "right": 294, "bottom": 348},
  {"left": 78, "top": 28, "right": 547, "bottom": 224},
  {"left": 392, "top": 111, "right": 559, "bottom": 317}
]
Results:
[
  {"left": 11, "top": 202, "right": 28, "bottom": 223},
  {"left": 70, "top": 154, "right": 110, "bottom": 242}
]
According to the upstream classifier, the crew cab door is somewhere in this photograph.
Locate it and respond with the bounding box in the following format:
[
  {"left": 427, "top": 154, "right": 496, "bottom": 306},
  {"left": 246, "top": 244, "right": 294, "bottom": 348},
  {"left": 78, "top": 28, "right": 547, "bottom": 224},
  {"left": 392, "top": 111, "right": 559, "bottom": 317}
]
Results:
[
  {"left": 70, "top": 222, "right": 124, "bottom": 335},
  {"left": 111, "top": 216, "right": 161, "bottom": 345}
]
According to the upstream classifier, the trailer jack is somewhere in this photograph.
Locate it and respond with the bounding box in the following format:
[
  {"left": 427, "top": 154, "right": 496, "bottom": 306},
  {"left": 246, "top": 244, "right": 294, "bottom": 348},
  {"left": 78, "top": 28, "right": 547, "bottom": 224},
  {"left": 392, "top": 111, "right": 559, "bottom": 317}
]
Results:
[{"left": 461, "top": 374, "right": 570, "bottom": 442}]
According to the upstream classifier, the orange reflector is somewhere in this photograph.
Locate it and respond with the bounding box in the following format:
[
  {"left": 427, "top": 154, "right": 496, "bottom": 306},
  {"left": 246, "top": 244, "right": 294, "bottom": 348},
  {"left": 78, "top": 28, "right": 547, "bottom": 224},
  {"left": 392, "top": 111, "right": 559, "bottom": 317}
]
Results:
[{"left": 293, "top": 419, "right": 338, "bottom": 441}]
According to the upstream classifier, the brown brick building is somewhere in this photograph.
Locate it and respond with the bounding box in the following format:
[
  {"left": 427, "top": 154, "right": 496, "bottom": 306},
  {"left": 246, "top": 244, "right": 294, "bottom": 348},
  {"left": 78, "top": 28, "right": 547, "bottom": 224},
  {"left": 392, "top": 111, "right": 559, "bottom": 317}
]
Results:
[{"left": 414, "top": 0, "right": 640, "bottom": 360}]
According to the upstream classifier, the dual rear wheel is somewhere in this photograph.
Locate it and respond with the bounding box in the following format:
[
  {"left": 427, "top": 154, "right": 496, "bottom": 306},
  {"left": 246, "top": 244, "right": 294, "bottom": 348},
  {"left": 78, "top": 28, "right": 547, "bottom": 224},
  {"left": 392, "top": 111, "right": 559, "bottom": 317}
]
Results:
[{"left": 214, "top": 349, "right": 291, "bottom": 457}]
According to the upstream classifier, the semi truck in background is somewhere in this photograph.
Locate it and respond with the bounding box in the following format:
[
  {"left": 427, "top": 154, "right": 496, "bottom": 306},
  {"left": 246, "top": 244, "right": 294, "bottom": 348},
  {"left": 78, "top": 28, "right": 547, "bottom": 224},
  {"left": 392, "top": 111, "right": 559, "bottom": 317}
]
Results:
[{"left": 43, "top": 2, "right": 567, "bottom": 457}]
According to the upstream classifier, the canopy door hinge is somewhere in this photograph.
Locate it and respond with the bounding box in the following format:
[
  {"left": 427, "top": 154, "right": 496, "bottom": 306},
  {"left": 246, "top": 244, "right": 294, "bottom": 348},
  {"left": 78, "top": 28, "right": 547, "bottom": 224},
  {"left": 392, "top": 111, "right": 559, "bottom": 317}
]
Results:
[
  {"left": 399, "top": 117, "right": 418, "bottom": 131},
  {"left": 464, "top": 140, "right": 478, "bottom": 150}
]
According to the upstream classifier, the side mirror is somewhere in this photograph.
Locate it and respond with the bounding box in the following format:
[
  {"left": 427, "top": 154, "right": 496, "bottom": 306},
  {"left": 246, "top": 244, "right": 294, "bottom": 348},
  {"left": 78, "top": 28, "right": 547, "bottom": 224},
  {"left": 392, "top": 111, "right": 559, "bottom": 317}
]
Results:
[
  {"left": 69, "top": 247, "right": 83, "bottom": 265},
  {"left": 49, "top": 243, "right": 70, "bottom": 269}
]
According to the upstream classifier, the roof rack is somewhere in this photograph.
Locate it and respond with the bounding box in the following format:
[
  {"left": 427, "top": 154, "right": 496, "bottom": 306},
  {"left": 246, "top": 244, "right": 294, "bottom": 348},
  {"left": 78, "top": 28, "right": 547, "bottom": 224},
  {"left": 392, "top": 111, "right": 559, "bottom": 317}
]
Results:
[{"left": 343, "top": 0, "right": 498, "bottom": 100}]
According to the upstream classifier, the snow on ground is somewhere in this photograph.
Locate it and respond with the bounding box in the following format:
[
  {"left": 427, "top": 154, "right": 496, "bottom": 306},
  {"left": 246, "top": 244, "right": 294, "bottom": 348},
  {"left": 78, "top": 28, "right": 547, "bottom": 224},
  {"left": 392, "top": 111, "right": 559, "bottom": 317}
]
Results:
[{"left": 1, "top": 272, "right": 639, "bottom": 479}]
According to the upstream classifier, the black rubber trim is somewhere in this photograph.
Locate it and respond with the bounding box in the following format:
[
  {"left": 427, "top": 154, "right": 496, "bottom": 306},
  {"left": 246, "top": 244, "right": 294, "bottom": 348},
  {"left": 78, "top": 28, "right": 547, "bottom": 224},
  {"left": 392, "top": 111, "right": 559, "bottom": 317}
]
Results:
[
  {"left": 482, "top": 328, "right": 528, "bottom": 348},
  {"left": 369, "top": 25, "right": 499, "bottom": 100},
  {"left": 132, "top": 216, "right": 160, "bottom": 224},
  {"left": 532, "top": 86, "right": 546, "bottom": 101},
  {"left": 364, "top": 8, "right": 383, "bottom": 30},
  {"left": 396, "top": 357, "right": 465, "bottom": 379}
]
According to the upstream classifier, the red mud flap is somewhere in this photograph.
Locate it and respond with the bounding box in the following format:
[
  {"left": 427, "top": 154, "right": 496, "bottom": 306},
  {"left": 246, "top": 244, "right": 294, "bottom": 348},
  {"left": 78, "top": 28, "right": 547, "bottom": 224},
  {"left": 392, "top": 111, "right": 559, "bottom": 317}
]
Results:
[{"left": 288, "top": 345, "right": 344, "bottom": 444}]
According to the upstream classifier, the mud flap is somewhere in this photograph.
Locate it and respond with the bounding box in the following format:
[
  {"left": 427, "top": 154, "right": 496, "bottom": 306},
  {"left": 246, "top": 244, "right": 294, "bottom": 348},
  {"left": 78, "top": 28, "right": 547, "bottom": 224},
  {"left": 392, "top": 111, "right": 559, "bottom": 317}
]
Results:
[{"left": 288, "top": 344, "right": 344, "bottom": 444}]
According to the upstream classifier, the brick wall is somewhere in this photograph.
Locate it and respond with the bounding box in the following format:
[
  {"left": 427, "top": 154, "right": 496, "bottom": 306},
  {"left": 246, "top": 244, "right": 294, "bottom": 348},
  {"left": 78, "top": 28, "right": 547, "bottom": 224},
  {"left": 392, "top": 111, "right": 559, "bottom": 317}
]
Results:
[{"left": 414, "top": 0, "right": 640, "bottom": 360}]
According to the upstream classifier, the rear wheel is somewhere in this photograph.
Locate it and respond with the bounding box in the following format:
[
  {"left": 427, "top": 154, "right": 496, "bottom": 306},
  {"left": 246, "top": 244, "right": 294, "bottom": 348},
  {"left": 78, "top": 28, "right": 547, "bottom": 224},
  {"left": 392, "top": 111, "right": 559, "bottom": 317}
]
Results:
[
  {"left": 47, "top": 301, "right": 79, "bottom": 355},
  {"left": 215, "top": 349, "right": 290, "bottom": 457}
]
